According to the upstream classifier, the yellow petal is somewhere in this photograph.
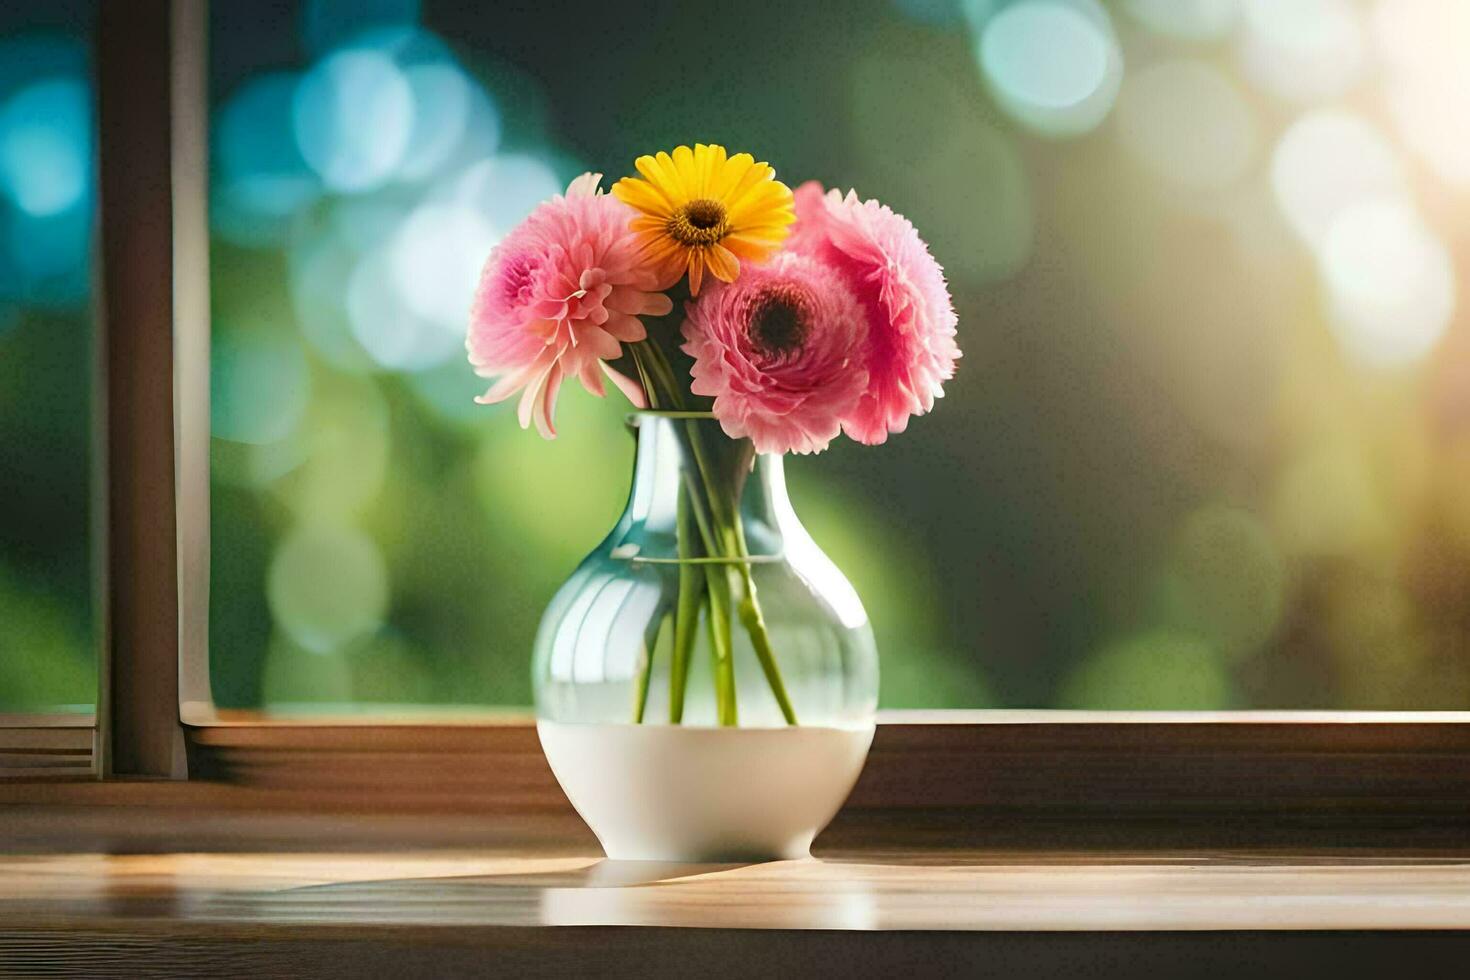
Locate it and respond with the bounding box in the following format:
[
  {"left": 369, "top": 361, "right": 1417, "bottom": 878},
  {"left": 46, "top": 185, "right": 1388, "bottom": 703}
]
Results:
[
  {"left": 725, "top": 229, "right": 789, "bottom": 254},
  {"left": 711, "top": 152, "right": 755, "bottom": 199},
  {"left": 632, "top": 155, "right": 665, "bottom": 188},
  {"left": 629, "top": 215, "right": 669, "bottom": 232},
  {"left": 695, "top": 143, "right": 725, "bottom": 198},
  {"left": 638, "top": 238, "right": 688, "bottom": 290},
  {"left": 614, "top": 177, "right": 674, "bottom": 216},
  {"left": 727, "top": 176, "right": 789, "bottom": 222},
  {"left": 724, "top": 167, "right": 778, "bottom": 216},
  {"left": 722, "top": 234, "right": 778, "bottom": 261},
  {"left": 641, "top": 152, "right": 686, "bottom": 205},
  {"left": 727, "top": 198, "right": 794, "bottom": 231},
  {"left": 671, "top": 145, "right": 697, "bottom": 191},
  {"left": 705, "top": 243, "right": 740, "bottom": 283},
  {"left": 687, "top": 252, "right": 705, "bottom": 296}
]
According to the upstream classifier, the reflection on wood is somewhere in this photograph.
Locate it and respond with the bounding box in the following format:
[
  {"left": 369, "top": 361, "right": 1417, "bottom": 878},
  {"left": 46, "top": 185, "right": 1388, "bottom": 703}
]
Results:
[
  {"left": 6, "top": 847, "right": 1470, "bottom": 931},
  {"left": 4, "top": 803, "right": 1470, "bottom": 974},
  {"left": 3, "top": 816, "right": 1470, "bottom": 977}
]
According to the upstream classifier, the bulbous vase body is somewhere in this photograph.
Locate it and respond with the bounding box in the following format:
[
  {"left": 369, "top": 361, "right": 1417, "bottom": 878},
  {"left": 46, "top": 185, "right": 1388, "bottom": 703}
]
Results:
[{"left": 532, "top": 414, "right": 878, "bottom": 860}]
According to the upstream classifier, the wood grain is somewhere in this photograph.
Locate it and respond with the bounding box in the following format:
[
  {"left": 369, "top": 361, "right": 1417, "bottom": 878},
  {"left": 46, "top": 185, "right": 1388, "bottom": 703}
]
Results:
[
  {"left": 2, "top": 928, "right": 1464, "bottom": 980},
  {"left": 4, "top": 798, "right": 1470, "bottom": 974},
  {"left": 0, "top": 726, "right": 94, "bottom": 780},
  {"left": 6, "top": 848, "right": 1470, "bottom": 931},
  {"left": 3, "top": 828, "right": 1470, "bottom": 977},
  {"left": 168, "top": 713, "right": 1470, "bottom": 828}
]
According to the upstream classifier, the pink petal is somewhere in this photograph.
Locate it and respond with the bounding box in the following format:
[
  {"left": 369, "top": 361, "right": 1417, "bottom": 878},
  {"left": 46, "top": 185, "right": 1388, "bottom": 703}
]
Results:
[
  {"left": 601, "top": 362, "right": 648, "bottom": 409},
  {"left": 578, "top": 358, "right": 606, "bottom": 397},
  {"left": 565, "top": 172, "right": 604, "bottom": 198},
  {"left": 534, "top": 363, "right": 564, "bottom": 439},
  {"left": 602, "top": 312, "right": 647, "bottom": 343},
  {"left": 579, "top": 325, "right": 622, "bottom": 361},
  {"left": 475, "top": 367, "right": 529, "bottom": 405}
]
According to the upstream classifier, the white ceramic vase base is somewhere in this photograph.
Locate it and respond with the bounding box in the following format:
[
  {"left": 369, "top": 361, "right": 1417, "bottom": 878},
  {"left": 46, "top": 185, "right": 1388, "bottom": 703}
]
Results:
[{"left": 537, "top": 721, "right": 875, "bottom": 863}]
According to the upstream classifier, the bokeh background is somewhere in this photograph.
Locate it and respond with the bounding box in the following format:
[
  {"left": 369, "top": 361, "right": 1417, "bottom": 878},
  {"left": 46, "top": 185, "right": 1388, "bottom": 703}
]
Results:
[
  {"left": 7, "top": 0, "right": 1470, "bottom": 713},
  {"left": 0, "top": 1, "right": 95, "bottom": 713}
]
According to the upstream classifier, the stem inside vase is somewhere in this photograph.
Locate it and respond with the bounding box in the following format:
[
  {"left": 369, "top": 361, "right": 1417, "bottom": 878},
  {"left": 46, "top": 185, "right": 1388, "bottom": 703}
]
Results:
[{"left": 629, "top": 341, "right": 799, "bottom": 727}]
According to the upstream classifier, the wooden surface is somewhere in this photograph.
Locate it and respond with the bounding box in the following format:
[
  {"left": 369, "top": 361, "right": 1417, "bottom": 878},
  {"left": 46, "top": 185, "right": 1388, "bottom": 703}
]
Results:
[
  {"left": 3, "top": 807, "right": 1470, "bottom": 977},
  {"left": 0, "top": 716, "right": 94, "bottom": 780},
  {"left": 6, "top": 843, "right": 1470, "bottom": 932},
  {"left": 167, "top": 713, "right": 1470, "bottom": 827}
]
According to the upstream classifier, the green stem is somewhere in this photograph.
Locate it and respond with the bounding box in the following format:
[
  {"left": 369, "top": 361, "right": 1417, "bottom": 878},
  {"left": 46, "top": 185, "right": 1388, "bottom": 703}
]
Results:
[
  {"left": 632, "top": 338, "right": 797, "bottom": 725},
  {"left": 668, "top": 486, "right": 705, "bottom": 724},
  {"left": 704, "top": 565, "right": 737, "bottom": 726},
  {"left": 635, "top": 341, "right": 724, "bottom": 554},
  {"left": 628, "top": 345, "right": 660, "bottom": 411},
  {"left": 734, "top": 562, "right": 797, "bottom": 725},
  {"left": 632, "top": 610, "right": 669, "bottom": 723},
  {"left": 638, "top": 342, "right": 735, "bottom": 531},
  {"left": 729, "top": 518, "right": 796, "bottom": 721}
]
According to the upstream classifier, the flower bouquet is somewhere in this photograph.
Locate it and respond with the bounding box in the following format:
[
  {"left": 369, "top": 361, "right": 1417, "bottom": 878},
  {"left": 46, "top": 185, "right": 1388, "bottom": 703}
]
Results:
[{"left": 466, "top": 143, "right": 956, "bottom": 859}]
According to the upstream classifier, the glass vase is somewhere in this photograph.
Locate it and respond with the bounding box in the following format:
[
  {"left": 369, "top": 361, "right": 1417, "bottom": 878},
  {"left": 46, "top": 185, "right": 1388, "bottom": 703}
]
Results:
[{"left": 533, "top": 412, "right": 878, "bottom": 860}]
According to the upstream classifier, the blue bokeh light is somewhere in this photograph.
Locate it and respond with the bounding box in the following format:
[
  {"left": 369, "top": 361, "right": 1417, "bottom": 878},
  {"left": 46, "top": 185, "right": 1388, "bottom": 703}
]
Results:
[
  {"left": 451, "top": 153, "right": 562, "bottom": 233},
  {"left": 214, "top": 72, "right": 321, "bottom": 246},
  {"left": 396, "top": 63, "right": 473, "bottom": 183},
  {"left": 1, "top": 192, "right": 90, "bottom": 308},
  {"left": 287, "top": 224, "right": 377, "bottom": 373},
  {"left": 293, "top": 49, "right": 414, "bottom": 194},
  {"left": 0, "top": 36, "right": 92, "bottom": 310},
  {"left": 977, "top": 0, "right": 1123, "bottom": 138},
  {"left": 0, "top": 78, "right": 90, "bottom": 218},
  {"left": 324, "top": 26, "right": 499, "bottom": 186}
]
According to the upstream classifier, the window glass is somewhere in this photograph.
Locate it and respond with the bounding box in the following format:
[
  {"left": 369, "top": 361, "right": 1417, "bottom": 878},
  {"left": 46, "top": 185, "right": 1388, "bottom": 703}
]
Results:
[
  {"left": 0, "top": 1, "right": 97, "bottom": 714},
  {"left": 207, "top": 0, "right": 1470, "bottom": 711}
]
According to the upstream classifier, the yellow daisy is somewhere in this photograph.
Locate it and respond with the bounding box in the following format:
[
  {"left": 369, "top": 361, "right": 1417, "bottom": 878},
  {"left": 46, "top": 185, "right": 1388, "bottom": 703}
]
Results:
[{"left": 613, "top": 143, "right": 795, "bottom": 296}]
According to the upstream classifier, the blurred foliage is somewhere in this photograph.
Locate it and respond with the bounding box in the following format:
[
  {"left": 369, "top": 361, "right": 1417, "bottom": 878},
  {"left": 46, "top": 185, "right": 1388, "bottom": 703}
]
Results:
[
  {"left": 0, "top": 1, "right": 98, "bottom": 714},
  {"left": 10, "top": 0, "right": 1470, "bottom": 715},
  {"left": 195, "top": 0, "right": 1470, "bottom": 712}
]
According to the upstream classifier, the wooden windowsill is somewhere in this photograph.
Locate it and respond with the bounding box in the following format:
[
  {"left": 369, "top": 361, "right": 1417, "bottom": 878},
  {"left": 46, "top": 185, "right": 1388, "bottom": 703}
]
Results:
[
  {"left": 7, "top": 710, "right": 1470, "bottom": 831},
  {"left": 3, "top": 806, "right": 1470, "bottom": 975},
  {"left": 9, "top": 710, "right": 1470, "bottom": 968}
]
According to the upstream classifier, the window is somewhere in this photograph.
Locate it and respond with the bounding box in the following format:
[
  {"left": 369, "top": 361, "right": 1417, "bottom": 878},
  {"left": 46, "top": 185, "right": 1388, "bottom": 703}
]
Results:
[
  {"left": 3, "top": 0, "right": 1469, "bottom": 811},
  {"left": 195, "top": 0, "right": 1470, "bottom": 717},
  {"left": 0, "top": 1, "right": 96, "bottom": 718}
]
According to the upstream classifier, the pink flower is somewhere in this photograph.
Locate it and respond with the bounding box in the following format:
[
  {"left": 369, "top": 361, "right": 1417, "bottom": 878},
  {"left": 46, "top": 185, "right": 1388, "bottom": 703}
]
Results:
[
  {"left": 467, "top": 172, "right": 672, "bottom": 437},
  {"left": 682, "top": 251, "right": 868, "bottom": 455},
  {"left": 788, "top": 181, "right": 959, "bottom": 445}
]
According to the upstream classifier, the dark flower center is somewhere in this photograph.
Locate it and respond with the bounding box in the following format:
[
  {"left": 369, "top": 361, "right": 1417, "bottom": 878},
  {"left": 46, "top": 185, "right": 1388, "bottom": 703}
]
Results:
[
  {"left": 750, "top": 290, "right": 809, "bottom": 356},
  {"left": 685, "top": 198, "right": 725, "bottom": 229},
  {"left": 667, "top": 199, "right": 730, "bottom": 247}
]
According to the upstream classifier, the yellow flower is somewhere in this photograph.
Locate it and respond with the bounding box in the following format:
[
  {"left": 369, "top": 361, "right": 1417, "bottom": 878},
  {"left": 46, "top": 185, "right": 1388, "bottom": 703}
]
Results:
[{"left": 613, "top": 143, "right": 795, "bottom": 296}]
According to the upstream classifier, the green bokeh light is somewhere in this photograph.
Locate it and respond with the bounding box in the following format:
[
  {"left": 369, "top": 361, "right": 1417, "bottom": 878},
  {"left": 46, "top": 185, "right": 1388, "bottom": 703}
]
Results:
[
  {"left": 1152, "top": 504, "right": 1287, "bottom": 662},
  {"left": 0, "top": 565, "right": 93, "bottom": 712},
  {"left": 267, "top": 523, "right": 389, "bottom": 654},
  {"left": 1059, "top": 630, "right": 1232, "bottom": 710},
  {"left": 473, "top": 388, "right": 631, "bottom": 568}
]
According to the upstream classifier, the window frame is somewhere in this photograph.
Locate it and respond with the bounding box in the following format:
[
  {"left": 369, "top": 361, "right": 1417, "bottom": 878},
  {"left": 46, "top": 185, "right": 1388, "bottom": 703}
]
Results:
[{"left": 3, "top": 0, "right": 1469, "bottom": 832}]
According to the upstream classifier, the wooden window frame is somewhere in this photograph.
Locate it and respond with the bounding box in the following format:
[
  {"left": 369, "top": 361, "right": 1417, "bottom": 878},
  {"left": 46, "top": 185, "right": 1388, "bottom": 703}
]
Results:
[{"left": 4, "top": 0, "right": 1469, "bottom": 838}]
